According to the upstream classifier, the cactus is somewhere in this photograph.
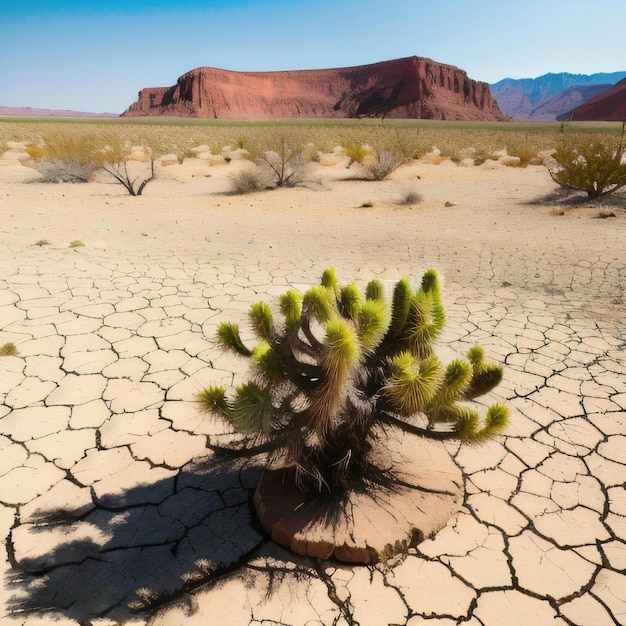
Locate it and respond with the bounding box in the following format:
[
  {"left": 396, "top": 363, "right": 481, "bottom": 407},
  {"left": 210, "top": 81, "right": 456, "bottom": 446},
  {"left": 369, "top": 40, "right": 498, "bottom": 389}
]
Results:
[{"left": 198, "top": 269, "right": 508, "bottom": 494}]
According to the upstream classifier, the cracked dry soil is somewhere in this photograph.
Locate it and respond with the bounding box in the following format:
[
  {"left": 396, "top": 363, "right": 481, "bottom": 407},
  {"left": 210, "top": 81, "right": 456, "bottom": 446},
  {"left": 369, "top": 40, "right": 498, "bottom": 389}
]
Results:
[{"left": 0, "top": 153, "right": 625, "bottom": 625}]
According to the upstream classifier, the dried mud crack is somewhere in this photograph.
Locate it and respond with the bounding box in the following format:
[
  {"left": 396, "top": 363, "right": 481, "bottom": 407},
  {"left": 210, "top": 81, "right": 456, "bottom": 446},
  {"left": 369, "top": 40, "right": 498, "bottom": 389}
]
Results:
[{"left": 1, "top": 160, "right": 625, "bottom": 625}]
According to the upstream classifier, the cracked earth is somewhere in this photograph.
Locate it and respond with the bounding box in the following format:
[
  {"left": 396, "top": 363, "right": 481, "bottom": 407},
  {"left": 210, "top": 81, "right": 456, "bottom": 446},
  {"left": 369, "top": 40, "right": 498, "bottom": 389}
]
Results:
[{"left": 0, "top": 154, "right": 625, "bottom": 625}]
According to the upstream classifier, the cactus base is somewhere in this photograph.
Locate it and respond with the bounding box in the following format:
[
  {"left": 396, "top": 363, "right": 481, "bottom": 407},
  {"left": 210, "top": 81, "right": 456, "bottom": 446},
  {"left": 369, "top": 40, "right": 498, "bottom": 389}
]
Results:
[{"left": 253, "top": 430, "right": 463, "bottom": 564}]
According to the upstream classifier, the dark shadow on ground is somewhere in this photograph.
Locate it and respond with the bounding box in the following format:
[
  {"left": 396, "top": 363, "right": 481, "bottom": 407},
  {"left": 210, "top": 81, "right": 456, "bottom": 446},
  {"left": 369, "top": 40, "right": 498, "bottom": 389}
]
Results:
[
  {"left": 6, "top": 454, "right": 265, "bottom": 623},
  {"left": 525, "top": 186, "right": 626, "bottom": 210}
]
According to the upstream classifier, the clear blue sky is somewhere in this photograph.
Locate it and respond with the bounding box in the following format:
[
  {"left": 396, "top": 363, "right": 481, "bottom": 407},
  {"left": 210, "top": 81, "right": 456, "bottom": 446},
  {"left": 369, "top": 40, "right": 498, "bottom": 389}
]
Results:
[{"left": 1, "top": 0, "right": 624, "bottom": 113}]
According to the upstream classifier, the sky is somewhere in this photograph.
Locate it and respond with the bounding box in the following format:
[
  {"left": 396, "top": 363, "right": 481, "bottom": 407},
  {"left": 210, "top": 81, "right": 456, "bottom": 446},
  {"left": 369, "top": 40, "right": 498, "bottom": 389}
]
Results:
[{"left": 1, "top": 0, "right": 625, "bottom": 113}]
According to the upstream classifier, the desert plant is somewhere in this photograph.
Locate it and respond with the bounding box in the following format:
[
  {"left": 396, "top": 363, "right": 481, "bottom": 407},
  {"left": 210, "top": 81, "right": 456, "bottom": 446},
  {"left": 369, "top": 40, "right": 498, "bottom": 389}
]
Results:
[
  {"left": 26, "top": 135, "right": 100, "bottom": 182},
  {"left": 472, "top": 149, "right": 499, "bottom": 166},
  {"left": 253, "top": 135, "right": 311, "bottom": 188},
  {"left": 99, "top": 138, "right": 155, "bottom": 196},
  {"left": 506, "top": 143, "right": 537, "bottom": 167},
  {"left": 0, "top": 342, "right": 18, "bottom": 356},
  {"left": 230, "top": 167, "right": 264, "bottom": 194},
  {"left": 547, "top": 138, "right": 626, "bottom": 199},
  {"left": 368, "top": 149, "right": 404, "bottom": 180},
  {"left": 157, "top": 140, "right": 197, "bottom": 164},
  {"left": 344, "top": 142, "right": 375, "bottom": 168},
  {"left": 397, "top": 189, "right": 422, "bottom": 205},
  {"left": 69, "top": 240, "right": 85, "bottom": 248},
  {"left": 198, "top": 268, "right": 508, "bottom": 495}
]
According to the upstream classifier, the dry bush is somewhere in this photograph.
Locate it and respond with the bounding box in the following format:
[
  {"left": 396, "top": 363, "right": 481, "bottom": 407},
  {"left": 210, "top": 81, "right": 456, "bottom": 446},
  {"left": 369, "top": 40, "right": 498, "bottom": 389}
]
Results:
[
  {"left": 344, "top": 142, "right": 374, "bottom": 168},
  {"left": 251, "top": 135, "right": 312, "bottom": 188},
  {"left": 25, "top": 135, "right": 101, "bottom": 182},
  {"left": 5, "top": 117, "right": 626, "bottom": 182},
  {"left": 472, "top": 149, "right": 499, "bottom": 166},
  {"left": 230, "top": 166, "right": 264, "bottom": 194},
  {"left": 505, "top": 143, "right": 538, "bottom": 167},
  {"left": 368, "top": 149, "right": 403, "bottom": 180},
  {"left": 547, "top": 139, "right": 626, "bottom": 199},
  {"left": 32, "top": 158, "right": 97, "bottom": 183},
  {"left": 99, "top": 138, "right": 155, "bottom": 196},
  {"left": 397, "top": 189, "right": 422, "bottom": 205}
]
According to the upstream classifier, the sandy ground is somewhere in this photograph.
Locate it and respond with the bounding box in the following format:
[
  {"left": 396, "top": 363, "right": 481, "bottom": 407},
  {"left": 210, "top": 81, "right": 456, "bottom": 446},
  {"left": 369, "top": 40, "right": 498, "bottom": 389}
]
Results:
[
  {"left": 1, "top": 148, "right": 624, "bottom": 309},
  {"left": 1, "top": 145, "right": 625, "bottom": 625}
]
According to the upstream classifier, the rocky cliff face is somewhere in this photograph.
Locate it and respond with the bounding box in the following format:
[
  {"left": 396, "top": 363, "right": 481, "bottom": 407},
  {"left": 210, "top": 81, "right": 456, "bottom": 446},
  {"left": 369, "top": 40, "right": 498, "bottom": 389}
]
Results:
[{"left": 122, "top": 57, "right": 509, "bottom": 121}]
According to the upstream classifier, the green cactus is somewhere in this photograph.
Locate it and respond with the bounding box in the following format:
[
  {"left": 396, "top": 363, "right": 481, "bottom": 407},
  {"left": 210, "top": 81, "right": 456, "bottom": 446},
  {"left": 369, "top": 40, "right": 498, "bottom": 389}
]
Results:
[{"left": 198, "top": 269, "right": 508, "bottom": 494}]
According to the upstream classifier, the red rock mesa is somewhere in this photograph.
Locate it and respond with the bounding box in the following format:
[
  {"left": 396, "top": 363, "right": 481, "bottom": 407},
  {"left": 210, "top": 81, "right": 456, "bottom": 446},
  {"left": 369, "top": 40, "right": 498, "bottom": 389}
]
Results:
[{"left": 122, "top": 56, "right": 509, "bottom": 121}]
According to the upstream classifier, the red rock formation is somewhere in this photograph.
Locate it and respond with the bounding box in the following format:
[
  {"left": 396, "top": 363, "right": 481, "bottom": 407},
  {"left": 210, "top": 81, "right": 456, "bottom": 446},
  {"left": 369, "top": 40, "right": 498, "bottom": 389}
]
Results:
[
  {"left": 568, "top": 78, "right": 626, "bottom": 121},
  {"left": 122, "top": 57, "right": 509, "bottom": 121}
]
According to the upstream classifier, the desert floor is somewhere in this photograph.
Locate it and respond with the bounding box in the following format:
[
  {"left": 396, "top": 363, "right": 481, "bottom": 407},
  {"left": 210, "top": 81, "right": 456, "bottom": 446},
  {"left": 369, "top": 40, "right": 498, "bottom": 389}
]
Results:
[{"left": 0, "top": 145, "right": 625, "bottom": 625}]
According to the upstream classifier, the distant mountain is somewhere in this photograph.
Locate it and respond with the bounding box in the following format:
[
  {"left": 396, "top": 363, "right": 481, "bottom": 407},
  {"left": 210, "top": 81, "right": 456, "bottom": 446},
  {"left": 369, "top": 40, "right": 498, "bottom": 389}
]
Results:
[
  {"left": 567, "top": 78, "right": 626, "bottom": 121},
  {"left": 490, "top": 72, "right": 626, "bottom": 121},
  {"left": 529, "top": 84, "right": 612, "bottom": 121},
  {"left": 0, "top": 106, "right": 118, "bottom": 118}
]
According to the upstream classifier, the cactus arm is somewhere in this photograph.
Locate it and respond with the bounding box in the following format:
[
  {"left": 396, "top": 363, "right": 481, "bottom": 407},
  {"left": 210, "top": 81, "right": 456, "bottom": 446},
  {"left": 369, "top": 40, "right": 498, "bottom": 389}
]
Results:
[
  {"left": 378, "top": 411, "right": 460, "bottom": 440},
  {"left": 403, "top": 289, "right": 445, "bottom": 359},
  {"left": 230, "top": 381, "right": 274, "bottom": 434},
  {"left": 274, "top": 335, "right": 324, "bottom": 389},
  {"left": 196, "top": 385, "right": 232, "bottom": 419},
  {"left": 320, "top": 267, "right": 339, "bottom": 297},
  {"left": 279, "top": 290, "right": 302, "bottom": 331},
  {"left": 249, "top": 301, "right": 274, "bottom": 342},
  {"left": 358, "top": 298, "right": 389, "bottom": 348},
  {"left": 379, "top": 401, "right": 508, "bottom": 443},
  {"left": 425, "top": 359, "right": 472, "bottom": 414},
  {"left": 217, "top": 322, "right": 252, "bottom": 357},
  {"left": 463, "top": 346, "right": 504, "bottom": 399},
  {"left": 307, "top": 318, "right": 360, "bottom": 438},
  {"left": 383, "top": 352, "right": 440, "bottom": 415},
  {"left": 339, "top": 283, "right": 362, "bottom": 319},
  {"left": 365, "top": 279, "right": 384, "bottom": 302},
  {"left": 385, "top": 278, "right": 412, "bottom": 342},
  {"left": 251, "top": 342, "right": 284, "bottom": 384},
  {"left": 300, "top": 286, "right": 334, "bottom": 350}
]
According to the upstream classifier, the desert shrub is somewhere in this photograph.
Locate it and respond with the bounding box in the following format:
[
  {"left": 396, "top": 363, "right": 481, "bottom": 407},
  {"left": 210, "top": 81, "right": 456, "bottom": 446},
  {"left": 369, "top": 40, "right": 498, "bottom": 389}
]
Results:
[
  {"left": 0, "top": 342, "right": 18, "bottom": 356},
  {"left": 547, "top": 139, "right": 626, "bottom": 199},
  {"left": 254, "top": 135, "right": 311, "bottom": 188},
  {"left": 23, "top": 132, "right": 157, "bottom": 193},
  {"left": 230, "top": 166, "right": 264, "bottom": 194},
  {"left": 344, "top": 142, "right": 374, "bottom": 168},
  {"left": 153, "top": 139, "right": 197, "bottom": 164},
  {"left": 506, "top": 143, "right": 538, "bottom": 167},
  {"left": 301, "top": 142, "right": 320, "bottom": 162},
  {"left": 398, "top": 189, "right": 422, "bottom": 205},
  {"left": 32, "top": 158, "right": 96, "bottom": 183},
  {"left": 472, "top": 149, "right": 499, "bottom": 166},
  {"left": 26, "top": 135, "right": 100, "bottom": 182},
  {"left": 409, "top": 143, "right": 433, "bottom": 160},
  {"left": 99, "top": 138, "right": 155, "bottom": 196},
  {"left": 368, "top": 149, "right": 404, "bottom": 180}
]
